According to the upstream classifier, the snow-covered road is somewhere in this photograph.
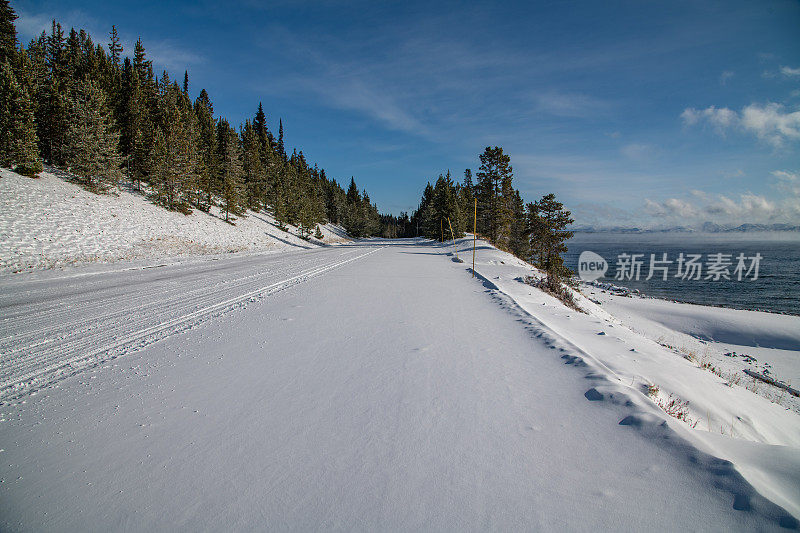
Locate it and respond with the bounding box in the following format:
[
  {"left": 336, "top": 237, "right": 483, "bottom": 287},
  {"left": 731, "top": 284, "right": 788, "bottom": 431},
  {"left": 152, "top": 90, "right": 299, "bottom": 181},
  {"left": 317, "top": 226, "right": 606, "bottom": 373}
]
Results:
[
  {"left": 0, "top": 240, "right": 795, "bottom": 530},
  {"left": 0, "top": 246, "right": 377, "bottom": 401}
]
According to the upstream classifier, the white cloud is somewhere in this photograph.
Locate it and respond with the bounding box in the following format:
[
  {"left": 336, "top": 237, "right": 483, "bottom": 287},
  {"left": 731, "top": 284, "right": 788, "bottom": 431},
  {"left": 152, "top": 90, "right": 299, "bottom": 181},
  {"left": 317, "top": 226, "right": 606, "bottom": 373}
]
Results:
[
  {"left": 145, "top": 40, "right": 204, "bottom": 71},
  {"left": 630, "top": 171, "right": 800, "bottom": 228},
  {"left": 533, "top": 92, "right": 608, "bottom": 118},
  {"left": 773, "top": 170, "right": 800, "bottom": 196},
  {"left": 646, "top": 193, "right": 780, "bottom": 223},
  {"left": 644, "top": 198, "right": 698, "bottom": 218},
  {"left": 720, "top": 70, "right": 734, "bottom": 85},
  {"left": 772, "top": 170, "right": 799, "bottom": 182},
  {"left": 16, "top": 10, "right": 99, "bottom": 41},
  {"left": 781, "top": 66, "right": 800, "bottom": 77},
  {"left": 740, "top": 103, "right": 800, "bottom": 147},
  {"left": 681, "top": 102, "right": 800, "bottom": 148},
  {"left": 620, "top": 143, "right": 655, "bottom": 161},
  {"left": 680, "top": 106, "right": 737, "bottom": 133}
]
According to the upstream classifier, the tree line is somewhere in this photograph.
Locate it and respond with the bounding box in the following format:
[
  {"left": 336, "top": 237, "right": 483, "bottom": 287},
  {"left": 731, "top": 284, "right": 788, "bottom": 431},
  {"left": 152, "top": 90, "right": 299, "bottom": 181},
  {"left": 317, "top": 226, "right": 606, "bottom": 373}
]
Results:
[
  {"left": 0, "top": 0, "right": 381, "bottom": 238},
  {"left": 403, "top": 146, "right": 575, "bottom": 286}
]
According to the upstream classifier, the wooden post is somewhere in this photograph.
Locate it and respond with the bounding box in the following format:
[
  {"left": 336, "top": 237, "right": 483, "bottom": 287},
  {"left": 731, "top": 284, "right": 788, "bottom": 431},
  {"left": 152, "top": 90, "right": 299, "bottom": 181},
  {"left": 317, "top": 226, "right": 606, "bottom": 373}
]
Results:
[
  {"left": 447, "top": 217, "right": 458, "bottom": 259},
  {"left": 440, "top": 219, "right": 443, "bottom": 243},
  {"left": 472, "top": 198, "right": 477, "bottom": 277}
]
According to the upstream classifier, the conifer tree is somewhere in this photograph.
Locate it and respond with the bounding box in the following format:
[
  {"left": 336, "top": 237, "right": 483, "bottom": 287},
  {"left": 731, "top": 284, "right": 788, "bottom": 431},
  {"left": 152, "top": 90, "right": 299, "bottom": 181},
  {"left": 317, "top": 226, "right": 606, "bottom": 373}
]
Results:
[
  {"left": 527, "top": 193, "right": 574, "bottom": 283},
  {"left": 35, "top": 21, "right": 71, "bottom": 165},
  {"left": 107, "top": 25, "right": 122, "bottom": 66},
  {"left": 271, "top": 160, "right": 291, "bottom": 230},
  {"left": 475, "top": 146, "right": 513, "bottom": 243},
  {"left": 361, "top": 190, "right": 381, "bottom": 236},
  {"left": 509, "top": 190, "right": 529, "bottom": 258},
  {"left": 216, "top": 118, "right": 244, "bottom": 222},
  {"left": 241, "top": 119, "right": 266, "bottom": 209},
  {"left": 343, "top": 177, "right": 365, "bottom": 236},
  {"left": 497, "top": 173, "right": 516, "bottom": 248},
  {"left": 132, "top": 38, "right": 149, "bottom": 80},
  {"left": 46, "top": 20, "right": 65, "bottom": 78},
  {"left": 277, "top": 118, "right": 285, "bottom": 160},
  {"left": 253, "top": 102, "right": 272, "bottom": 150},
  {"left": 66, "top": 78, "right": 121, "bottom": 191},
  {"left": 0, "top": 61, "right": 42, "bottom": 176},
  {"left": 194, "top": 89, "right": 217, "bottom": 209},
  {"left": 149, "top": 82, "right": 197, "bottom": 211},
  {"left": 119, "top": 62, "right": 150, "bottom": 189},
  {"left": 0, "top": 0, "right": 17, "bottom": 65},
  {"left": 459, "top": 168, "right": 475, "bottom": 229}
]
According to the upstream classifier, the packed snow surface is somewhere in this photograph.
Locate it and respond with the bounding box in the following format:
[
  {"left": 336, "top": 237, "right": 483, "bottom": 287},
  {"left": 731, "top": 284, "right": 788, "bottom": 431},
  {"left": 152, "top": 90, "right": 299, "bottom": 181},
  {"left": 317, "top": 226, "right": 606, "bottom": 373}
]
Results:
[
  {"left": 1, "top": 237, "right": 798, "bottom": 531},
  {"left": 0, "top": 168, "right": 348, "bottom": 274}
]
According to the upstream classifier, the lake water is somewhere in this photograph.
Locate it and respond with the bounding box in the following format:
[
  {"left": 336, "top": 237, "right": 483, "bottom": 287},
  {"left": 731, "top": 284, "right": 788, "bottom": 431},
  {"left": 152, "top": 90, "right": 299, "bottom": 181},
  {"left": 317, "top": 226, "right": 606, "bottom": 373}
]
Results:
[{"left": 565, "top": 232, "right": 800, "bottom": 315}]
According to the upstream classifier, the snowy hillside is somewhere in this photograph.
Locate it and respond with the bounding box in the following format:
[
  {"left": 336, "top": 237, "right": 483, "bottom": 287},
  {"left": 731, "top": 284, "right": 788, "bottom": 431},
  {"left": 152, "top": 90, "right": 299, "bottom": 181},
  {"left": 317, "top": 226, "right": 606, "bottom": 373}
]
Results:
[{"left": 0, "top": 167, "right": 350, "bottom": 274}]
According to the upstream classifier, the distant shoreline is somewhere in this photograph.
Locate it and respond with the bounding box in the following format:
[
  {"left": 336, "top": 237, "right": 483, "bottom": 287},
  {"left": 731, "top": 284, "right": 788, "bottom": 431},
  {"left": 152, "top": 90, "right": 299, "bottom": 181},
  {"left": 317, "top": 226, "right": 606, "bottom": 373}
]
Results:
[{"left": 580, "top": 279, "right": 800, "bottom": 317}]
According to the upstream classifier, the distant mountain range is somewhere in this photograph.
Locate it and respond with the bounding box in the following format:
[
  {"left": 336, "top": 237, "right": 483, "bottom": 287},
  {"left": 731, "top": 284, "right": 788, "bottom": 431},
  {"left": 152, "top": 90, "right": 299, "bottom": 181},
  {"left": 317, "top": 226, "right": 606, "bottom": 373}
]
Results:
[{"left": 572, "top": 223, "right": 800, "bottom": 233}]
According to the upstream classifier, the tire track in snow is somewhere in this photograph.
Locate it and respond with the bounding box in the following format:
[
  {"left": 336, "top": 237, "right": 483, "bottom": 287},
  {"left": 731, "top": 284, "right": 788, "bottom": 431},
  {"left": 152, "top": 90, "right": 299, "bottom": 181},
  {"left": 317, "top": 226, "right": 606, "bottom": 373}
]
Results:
[{"left": 0, "top": 246, "right": 380, "bottom": 402}]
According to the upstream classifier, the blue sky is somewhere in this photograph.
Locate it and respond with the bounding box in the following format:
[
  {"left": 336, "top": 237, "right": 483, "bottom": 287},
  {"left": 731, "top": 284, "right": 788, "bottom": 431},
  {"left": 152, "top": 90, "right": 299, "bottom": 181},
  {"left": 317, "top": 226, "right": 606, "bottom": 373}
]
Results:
[{"left": 14, "top": 0, "right": 800, "bottom": 227}]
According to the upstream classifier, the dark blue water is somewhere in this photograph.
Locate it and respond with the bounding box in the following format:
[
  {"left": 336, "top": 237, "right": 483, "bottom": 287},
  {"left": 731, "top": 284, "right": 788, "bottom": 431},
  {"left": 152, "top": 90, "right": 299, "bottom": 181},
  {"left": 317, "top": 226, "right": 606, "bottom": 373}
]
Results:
[{"left": 565, "top": 232, "right": 800, "bottom": 315}]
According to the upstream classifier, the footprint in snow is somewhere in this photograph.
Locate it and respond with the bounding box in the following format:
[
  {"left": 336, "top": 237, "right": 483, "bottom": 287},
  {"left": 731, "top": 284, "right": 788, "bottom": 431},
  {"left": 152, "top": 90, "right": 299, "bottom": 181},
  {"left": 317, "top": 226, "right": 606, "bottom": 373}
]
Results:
[{"left": 584, "top": 388, "right": 604, "bottom": 401}]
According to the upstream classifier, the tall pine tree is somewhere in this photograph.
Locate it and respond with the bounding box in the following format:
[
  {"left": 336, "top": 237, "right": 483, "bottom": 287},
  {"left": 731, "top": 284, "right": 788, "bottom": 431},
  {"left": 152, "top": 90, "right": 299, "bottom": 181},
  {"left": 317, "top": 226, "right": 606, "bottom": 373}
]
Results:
[
  {"left": 66, "top": 78, "right": 121, "bottom": 190},
  {"left": 216, "top": 118, "right": 244, "bottom": 222},
  {"left": 475, "top": 146, "right": 513, "bottom": 243},
  {"left": 0, "top": 61, "right": 41, "bottom": 177}
]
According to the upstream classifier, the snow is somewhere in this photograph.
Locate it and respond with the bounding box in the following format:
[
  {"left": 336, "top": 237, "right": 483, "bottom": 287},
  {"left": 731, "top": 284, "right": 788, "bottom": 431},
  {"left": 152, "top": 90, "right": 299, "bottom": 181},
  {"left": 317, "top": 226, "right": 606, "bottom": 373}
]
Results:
[
  {"left": 0, "top": 167, "right": 348, "bottom": 274},
  {"left": 1, "top": 235, "right": 798, "bottom": 529},
  {"left": 587, "top": 292, "right": 800, "bottom": 386},
  {"left": 455, "top": 236, "right": 800, "bottom": 519}
]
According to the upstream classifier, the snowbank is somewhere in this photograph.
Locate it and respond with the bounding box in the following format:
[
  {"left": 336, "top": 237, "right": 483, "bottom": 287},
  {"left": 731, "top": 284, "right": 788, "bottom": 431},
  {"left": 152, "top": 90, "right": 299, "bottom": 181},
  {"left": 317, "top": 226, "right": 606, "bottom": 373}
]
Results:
[
  {"left": 0, "top": 167, "right": 349, "bottom": 274},
  {"left": 457, "top": 236, "right": 800, "bottom": 518}
]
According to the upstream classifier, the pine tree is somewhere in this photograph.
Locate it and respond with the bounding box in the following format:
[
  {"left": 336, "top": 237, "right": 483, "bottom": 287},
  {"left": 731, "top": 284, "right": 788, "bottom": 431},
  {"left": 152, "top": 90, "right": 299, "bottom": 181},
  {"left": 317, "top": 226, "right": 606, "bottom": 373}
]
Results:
[
  {"left": 343, "top": 177, "right": 365, "bottom": 236},
  {"left": 361, "top": 190, "right": 381, "bottom": 236},
  {"left": 46, "top": 20, "right": 65, "bottom": 79},
  {"left": 497, "top": 173, "right": 515, "bottom": 248},
  {"left": 194, "top": 89, "right": 217, "bottom": 209},
  {"left": 475, "top": 146, "right": 513, "bottom": 243},
  {"left": 216, "top": 119, "right": 244, "bottom": 222},
  {"left": 182, "top": 70, "right": 188, "bottom": 95},
  {"left": 36, "top": 21, "right": 70, "bottom": 165},
  {"left": 132, "top": 38, "right": 150, "bottom": 80},
  {"left": 241, "top": 119, "right": 266, "bottom": 209},
  {"left": 459, "top": 168, "right": 475, "bottom": 230},
  {"left": 527, "top": 193, "right": 574, "bottom": 283},
  {"left": 107, "top": 25, "right": 122, "bottom": 66},
  {"left": 119, "top": 62, "right": 150, "bottom": 189},
  {"left": 277, "top": 118, "right": 285, "bottom": 161},
  {"left": 509, "top": 190, "right": 529, "bottom": 258},
  {"left": 149, "top": 82, "right": 197, "bottom": 211},
  {"left": 66, "top": 78, "right": 121, "bottom": 191},
  {"left": 0, "top": 61, "right": 42, "bottom": 176},
  {"left": 253, "top": 102, "right": 271, "bottom": 148},
  {"left": 0, "top": 0, "right": 17, "bottom": 65}
]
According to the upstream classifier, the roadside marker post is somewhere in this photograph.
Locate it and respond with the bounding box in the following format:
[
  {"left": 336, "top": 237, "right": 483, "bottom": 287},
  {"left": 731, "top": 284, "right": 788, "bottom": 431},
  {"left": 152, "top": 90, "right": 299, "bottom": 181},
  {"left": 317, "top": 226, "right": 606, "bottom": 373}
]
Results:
[
  {"left": 472, "top": 198, "right": 477, "bottom": 277},
  {"left": 447, "top": 217, "right": 459, "bottom": 261}
]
